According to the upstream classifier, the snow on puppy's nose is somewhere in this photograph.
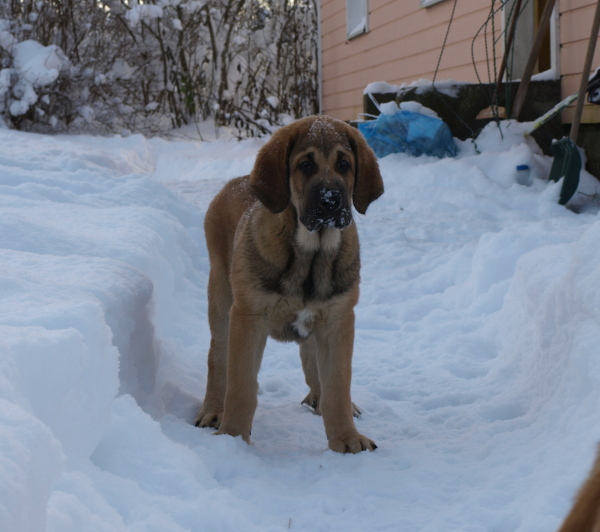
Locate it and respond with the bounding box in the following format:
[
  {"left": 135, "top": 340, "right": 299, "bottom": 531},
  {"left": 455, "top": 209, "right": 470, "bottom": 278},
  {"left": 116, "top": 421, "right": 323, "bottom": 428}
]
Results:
[{"left": 319, "top": 188, "right": 343, "bottom": 212}]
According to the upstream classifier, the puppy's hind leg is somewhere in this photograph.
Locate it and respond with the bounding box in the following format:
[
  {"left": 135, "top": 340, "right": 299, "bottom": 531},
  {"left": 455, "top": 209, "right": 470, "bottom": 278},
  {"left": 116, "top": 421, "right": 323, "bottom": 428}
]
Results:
[
  {"left": 300, "top": 335, "right": 361, "bottom": 418},
  {"left": 195, "top": 268, "right": 232, "bottom": 429},
  {"left": 300, "top": 335, "right": 321, "bottom": 414}
]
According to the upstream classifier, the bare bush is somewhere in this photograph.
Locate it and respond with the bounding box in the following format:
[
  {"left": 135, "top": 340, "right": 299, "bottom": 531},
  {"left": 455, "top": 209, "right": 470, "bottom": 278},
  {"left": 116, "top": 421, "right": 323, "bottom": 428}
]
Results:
[{"left": 0, "top": 0, "right": 319, "bottom": 137}]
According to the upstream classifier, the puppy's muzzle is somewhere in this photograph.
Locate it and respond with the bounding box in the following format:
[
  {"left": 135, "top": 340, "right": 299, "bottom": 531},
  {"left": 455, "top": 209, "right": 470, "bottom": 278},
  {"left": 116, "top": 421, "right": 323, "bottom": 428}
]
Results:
[{"left": 300, "top": 184, "right": 352, "bottom": 232}]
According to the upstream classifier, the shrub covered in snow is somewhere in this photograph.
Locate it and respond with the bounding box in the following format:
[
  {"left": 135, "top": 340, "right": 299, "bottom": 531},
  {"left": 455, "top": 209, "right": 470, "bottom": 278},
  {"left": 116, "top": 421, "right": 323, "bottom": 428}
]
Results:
[{"left": 0, "top": 0, "right": 318, "bottom": 137}]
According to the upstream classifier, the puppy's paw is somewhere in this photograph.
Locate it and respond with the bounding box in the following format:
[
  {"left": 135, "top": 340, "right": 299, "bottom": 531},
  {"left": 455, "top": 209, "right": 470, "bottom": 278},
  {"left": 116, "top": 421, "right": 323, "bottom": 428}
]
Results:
[
  {"left": 328, "top": 432, "right": 377, "bottom": 454},
  {"left": 301, "top": 392, "right": 321, "bottom": 415},
  {"left": 302, "top": 394, "right": 361, "bottom": 418},
  {"left": 194, "top": 407, "right": 222, "bottom": 429}
]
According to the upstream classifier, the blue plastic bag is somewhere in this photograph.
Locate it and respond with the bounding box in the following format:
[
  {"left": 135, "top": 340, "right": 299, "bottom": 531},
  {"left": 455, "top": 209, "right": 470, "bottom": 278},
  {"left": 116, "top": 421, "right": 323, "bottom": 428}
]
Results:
[{"left": 358, "top": 110, "right": 457, "bottom": 159}]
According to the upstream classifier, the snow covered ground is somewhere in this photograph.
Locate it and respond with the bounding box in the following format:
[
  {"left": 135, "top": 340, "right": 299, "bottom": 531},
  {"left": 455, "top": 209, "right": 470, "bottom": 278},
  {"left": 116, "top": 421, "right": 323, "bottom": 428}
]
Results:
[{"left": 1, "top": 119, "right": 600, "bottom": 532}]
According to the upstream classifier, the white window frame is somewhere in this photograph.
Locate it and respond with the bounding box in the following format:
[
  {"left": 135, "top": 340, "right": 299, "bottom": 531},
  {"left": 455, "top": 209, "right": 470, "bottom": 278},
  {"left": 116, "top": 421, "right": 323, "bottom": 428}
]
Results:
[
  {"left": 501, "top": 0, "right": 560, "bottom": 80},
  {"left": 346, "top": 0, "right": 369, "bottom": 40},
  {"left": 420, "top": 0, "right": 446, "bottom": 7}
]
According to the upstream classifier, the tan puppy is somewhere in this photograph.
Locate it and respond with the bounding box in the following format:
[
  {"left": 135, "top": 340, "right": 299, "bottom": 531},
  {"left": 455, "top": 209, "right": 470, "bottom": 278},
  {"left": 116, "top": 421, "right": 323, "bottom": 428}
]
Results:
[
  {"left": 194, "top": 115, "right": 384, "bottom": 453},
  {"left": 558, "top": 446, "right": 600, "bottom": 532}
]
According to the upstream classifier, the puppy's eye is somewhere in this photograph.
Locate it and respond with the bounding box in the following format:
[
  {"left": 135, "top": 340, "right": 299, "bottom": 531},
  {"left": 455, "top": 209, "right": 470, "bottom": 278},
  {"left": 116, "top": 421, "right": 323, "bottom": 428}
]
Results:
[
  {"left": 298, "top": 160, "right": 314, "bottom": 176},
  {"left": 337, "top": 158, "right": 351, "bottom": 173}
]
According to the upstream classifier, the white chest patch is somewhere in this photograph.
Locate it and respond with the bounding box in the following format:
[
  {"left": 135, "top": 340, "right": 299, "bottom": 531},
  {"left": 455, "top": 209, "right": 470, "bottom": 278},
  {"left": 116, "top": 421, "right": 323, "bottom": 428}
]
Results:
[
  {"left": 296, "top": 224, "right": 342, "bottom": 252},
  {"left": 292, "top": 309, "right": 314, "bottom": 338},
  {"left": 320, "top": 226, "right": 342, "bottom": 251}
]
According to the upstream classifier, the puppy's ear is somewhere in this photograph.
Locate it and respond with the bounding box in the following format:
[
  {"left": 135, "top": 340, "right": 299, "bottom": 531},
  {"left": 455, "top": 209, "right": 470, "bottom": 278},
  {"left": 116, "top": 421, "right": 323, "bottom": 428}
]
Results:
[
  {"left": 249, "top": 126, "right": 296, "bottom": 213},
  {"left": 347, "top": 125, "right": 384, "bottom": 215}
]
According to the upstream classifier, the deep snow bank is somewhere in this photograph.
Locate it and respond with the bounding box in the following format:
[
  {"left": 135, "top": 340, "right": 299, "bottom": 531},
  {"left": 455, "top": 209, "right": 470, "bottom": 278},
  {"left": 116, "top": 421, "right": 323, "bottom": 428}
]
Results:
[{"left": 0, "top": 129, "right": 211, "bottom": 531}]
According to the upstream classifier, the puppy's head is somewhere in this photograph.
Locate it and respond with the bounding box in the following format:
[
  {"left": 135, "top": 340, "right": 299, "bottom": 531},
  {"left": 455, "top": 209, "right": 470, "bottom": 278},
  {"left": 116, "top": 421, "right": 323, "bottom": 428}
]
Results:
[{"left": 249, "top": 116, "right": 383, "bottom": 230}]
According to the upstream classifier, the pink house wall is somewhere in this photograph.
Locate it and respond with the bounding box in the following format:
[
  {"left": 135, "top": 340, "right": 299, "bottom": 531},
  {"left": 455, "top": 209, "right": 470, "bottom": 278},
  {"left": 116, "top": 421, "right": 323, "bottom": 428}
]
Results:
[
  {"left": 321, "top": 0, "right": 600, "bottom": 124},
  {"left": 320, "top": 0, "right": 504, "bottom": 122},
  {"left": 560, "top": 0, "right": 600, "bottom": 123}
]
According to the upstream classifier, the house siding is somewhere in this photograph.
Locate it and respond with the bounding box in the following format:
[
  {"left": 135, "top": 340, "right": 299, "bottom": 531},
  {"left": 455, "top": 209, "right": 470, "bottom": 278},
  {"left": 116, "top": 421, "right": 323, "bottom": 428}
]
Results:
[
  {"left": 320, "top": 0, "right": 503, "bottom": 121},
  {"left": 321, "top": 0, "right": 600, "bottom": 124},
  {"left": 560, "top": 0, "right": 600, "bottom": 123}
]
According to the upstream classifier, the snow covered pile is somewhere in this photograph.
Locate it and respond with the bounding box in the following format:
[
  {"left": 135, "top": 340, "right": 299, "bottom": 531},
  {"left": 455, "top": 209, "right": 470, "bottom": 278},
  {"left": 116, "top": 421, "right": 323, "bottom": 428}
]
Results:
[
  {"left": 1, "top": 120, "right": 600, "bottom": 531},
  {"left": 0, "top": 35, "right": 69, "bottom": 120}
]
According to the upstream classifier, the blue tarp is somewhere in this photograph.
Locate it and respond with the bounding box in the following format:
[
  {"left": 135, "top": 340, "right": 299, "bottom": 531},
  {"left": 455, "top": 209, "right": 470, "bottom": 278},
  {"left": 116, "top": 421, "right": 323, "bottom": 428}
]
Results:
[{"left": 358, "top": 110, "right": 457, "bottom": 159}]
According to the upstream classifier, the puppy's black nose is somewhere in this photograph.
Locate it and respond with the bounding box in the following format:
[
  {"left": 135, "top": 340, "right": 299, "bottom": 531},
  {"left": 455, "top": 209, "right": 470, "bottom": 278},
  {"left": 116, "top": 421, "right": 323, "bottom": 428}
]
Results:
[{"left": 319, "top": 189, "right": 343, "bottom": 212}]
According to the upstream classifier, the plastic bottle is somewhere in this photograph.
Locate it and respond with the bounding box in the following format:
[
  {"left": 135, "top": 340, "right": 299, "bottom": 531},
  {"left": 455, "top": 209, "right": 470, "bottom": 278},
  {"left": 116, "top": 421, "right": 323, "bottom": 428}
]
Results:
[{"left": 516, "top": 164, "right": 532, "bottom": 186}]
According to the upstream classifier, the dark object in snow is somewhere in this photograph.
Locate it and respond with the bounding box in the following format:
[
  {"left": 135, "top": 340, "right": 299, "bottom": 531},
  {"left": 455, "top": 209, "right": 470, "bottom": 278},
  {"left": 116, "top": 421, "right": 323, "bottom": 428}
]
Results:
[
  {"left": 550, "top": 138, "right": 582, "bottom": 205},
  {"left": 358, "top": 110, "right": 457, "bottom": 159},
  {"left": 549, "top": 0, "right": 600, "bottom": 206},
  {"left": 587, "top": 68, "right": 600, "bottom": 104}
]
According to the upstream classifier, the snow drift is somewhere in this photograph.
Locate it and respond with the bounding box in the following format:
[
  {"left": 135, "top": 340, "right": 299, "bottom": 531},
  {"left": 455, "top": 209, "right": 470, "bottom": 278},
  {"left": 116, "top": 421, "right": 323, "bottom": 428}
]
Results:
[{"left": 1, "top": 120, "right": 600, "bottom": 531}]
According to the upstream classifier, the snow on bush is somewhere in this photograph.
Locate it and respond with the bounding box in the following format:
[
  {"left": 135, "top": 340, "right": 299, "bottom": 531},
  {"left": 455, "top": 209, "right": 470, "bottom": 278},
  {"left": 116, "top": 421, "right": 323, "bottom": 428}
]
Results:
[
  {"left": 125, "top": 4, "right": 164, "bottom": 26},
  {"left": 8, "top": 40, "right": 68, "bottom": 117}
]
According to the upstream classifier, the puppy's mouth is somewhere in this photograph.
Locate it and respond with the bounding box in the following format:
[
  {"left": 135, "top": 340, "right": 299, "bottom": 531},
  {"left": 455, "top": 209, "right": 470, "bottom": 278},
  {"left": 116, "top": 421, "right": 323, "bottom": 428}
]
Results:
[{"left": 300, "top": 187, "right": 352, "bottom": 232}]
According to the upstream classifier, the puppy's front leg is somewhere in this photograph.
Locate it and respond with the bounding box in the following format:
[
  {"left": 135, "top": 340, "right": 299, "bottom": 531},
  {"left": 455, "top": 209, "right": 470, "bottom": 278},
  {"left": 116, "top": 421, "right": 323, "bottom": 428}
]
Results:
[
  {"left": 216, "top": 304, "right": 267, "bottom": 443},
  {"left": 195, "top": 271, "right": 231, "bottom": 429},
  {"left": 315, "top": 310, "right": 376, "bottom": 453}
]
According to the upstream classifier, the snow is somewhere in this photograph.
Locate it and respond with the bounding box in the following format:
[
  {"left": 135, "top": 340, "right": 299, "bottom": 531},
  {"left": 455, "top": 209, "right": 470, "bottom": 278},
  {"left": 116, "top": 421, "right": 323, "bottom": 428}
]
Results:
[
  {"left": 267, "top": 96, "right": 280, "bottom": 109},
  {"left": 531, "top": 68, "right": 558, "bottom": 81},
  {"left": 6, "top": 40, "right": 68, "bottom": 117},
  {"left": 364, "top": 81, "right": 402, "bottom": 94},
  {"left": 399, "top": 101, "right": 439, "bottom": 118},
  {"left": 111, "top": 59, "right": 135, "bottom": 81},
  {"left": 0, "top": 28, "right": 16, "bottom": 51},
  {"left": 126, "top": 5, "right": 164, "bottom": 27},
  {"left": 1, "top": 119, "right": 600, "bottom": 531},
  {"left": 364, "top": 78, "right": 471, "bottom": 98},
  {"left": 378, "top": 100, "right": 440, "bottom": 119}
]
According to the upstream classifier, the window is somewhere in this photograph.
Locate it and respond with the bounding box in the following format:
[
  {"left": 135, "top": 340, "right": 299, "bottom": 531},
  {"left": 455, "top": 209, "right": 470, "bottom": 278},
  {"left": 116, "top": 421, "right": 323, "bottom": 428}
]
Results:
[{"left": 347, "top": 0, "right": 368, "bottom": 40}]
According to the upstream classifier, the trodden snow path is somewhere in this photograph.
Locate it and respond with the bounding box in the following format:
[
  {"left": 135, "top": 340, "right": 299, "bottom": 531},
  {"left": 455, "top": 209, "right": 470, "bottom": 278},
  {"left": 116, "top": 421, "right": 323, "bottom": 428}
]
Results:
[{"left": 1, "top": 121, "right": 600, "bottom": 531}]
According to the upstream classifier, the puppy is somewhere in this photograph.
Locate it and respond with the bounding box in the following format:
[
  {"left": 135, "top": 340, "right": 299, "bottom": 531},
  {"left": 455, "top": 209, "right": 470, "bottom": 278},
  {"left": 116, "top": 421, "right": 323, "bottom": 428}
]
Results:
[{"left": 195, "top": 115, "right": 384, "bottom": 453}]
